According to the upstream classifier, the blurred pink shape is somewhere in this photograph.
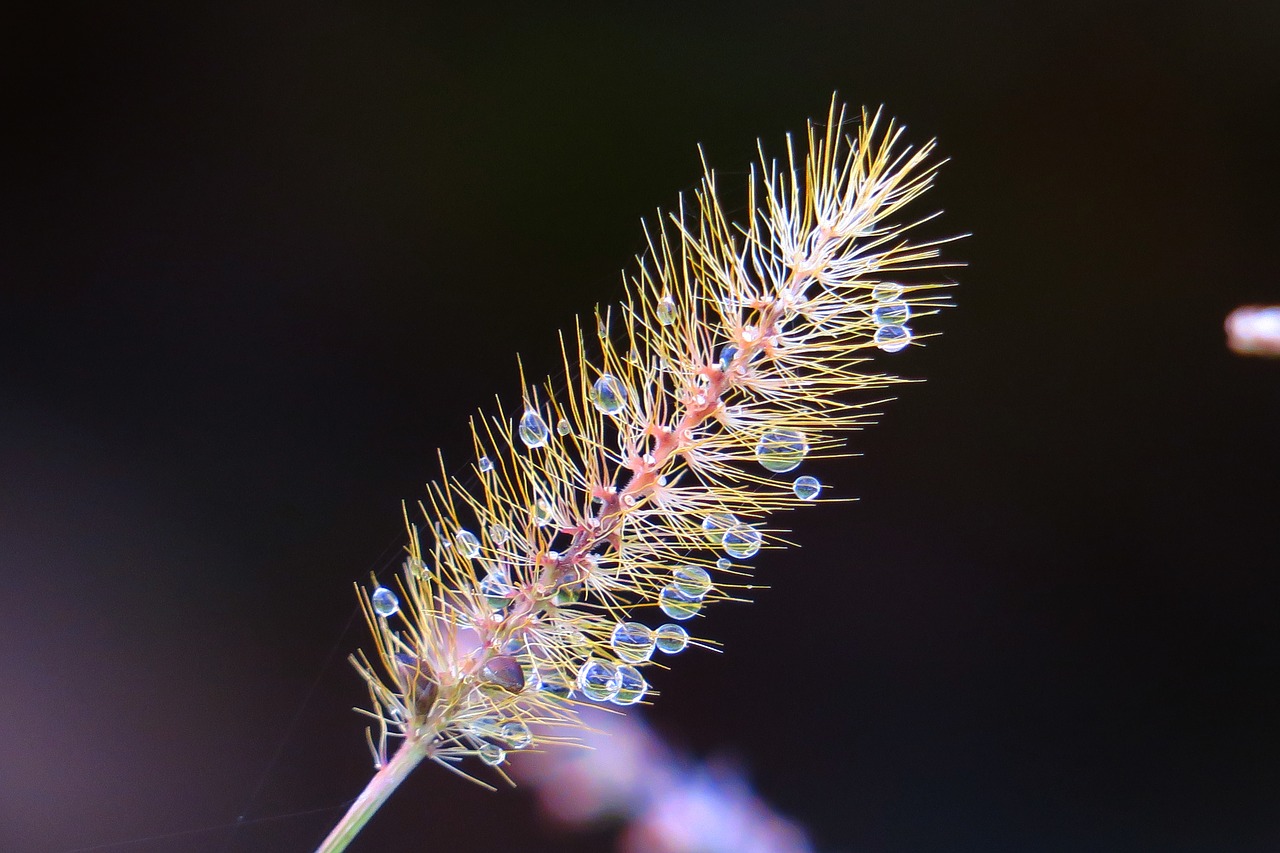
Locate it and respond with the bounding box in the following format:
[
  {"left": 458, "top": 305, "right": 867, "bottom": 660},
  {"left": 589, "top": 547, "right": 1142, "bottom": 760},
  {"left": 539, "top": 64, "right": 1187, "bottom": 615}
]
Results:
[
  {"left": 516, "top": 706, "right": 814, "bottom": 853},
  {"left": 1225, "top": 305, "right": 1280, "bottom": 356}
]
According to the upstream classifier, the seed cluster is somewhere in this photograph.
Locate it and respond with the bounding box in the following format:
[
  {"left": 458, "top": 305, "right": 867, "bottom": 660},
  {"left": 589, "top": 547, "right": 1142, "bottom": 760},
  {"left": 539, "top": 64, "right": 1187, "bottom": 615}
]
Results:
[{"left": 348, "top": 101, "right": 955, "bottom": 785}]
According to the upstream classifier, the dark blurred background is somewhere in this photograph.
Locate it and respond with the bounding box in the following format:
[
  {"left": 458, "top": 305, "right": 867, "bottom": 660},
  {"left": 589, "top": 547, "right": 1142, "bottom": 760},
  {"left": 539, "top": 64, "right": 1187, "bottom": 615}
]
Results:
[{"left": 3, "top": 2, "right": 1278, "bottom": 851}]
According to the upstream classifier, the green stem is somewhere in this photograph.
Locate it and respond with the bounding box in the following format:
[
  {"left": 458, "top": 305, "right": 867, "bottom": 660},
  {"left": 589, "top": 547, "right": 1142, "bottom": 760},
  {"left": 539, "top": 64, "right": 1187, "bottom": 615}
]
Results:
[{"left": 315, "top": 739, "right": 429, "bottom": 853}]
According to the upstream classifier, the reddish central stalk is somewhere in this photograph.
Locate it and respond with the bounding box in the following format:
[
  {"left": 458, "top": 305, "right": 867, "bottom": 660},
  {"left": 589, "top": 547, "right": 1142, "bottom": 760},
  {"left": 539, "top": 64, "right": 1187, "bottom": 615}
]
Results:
[{"left": 482, "top": 261, "right": 826, "bottom": 661}]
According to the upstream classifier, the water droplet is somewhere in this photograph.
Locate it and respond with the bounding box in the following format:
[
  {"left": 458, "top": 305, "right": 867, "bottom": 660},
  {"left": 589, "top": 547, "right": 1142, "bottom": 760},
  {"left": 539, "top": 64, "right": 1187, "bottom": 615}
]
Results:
[
  {"left": 874, "top": 324, "right": 912, "bottom": 353},
  {"left": 556, "top": 418, "right": 572, "bottom": 436},
  {"left": 470, "top": 715, "right": 503, "bottom": 739},
  {"left": 371, "top": 587, "right": 399, "bottom": 617},
  {"left": 657, "top": 294, "right": 676, "bottom": 325},
  {"left": 872, "top": 301, "right": 910, "bottom": 327},
  {"left": 539, "top": 673, "right": 573, "bottom": 699},
  {"left": 611, "top": 665, "right": 647, "bottom": 706},
  {"left": 701, "top": 512, "right": 738, "bottom": 543},
  {"left": 554, "top": 580, "right": 583, "bottom": 606},
  {"left": 755, "top": 428, "right": 809, "bottom": 473},
  {"left": 590, "top": 374, "right": 627, "bottom": 416},
  {"left": 456, "top": 529, "right": 481, "bottom": 558},
  {"left": 519, "top": 409, "right": 549, "bottom": 448},
  {"left": 576, "top": 659, "right": 621, "bottom": 701},
  {"left": 488, "top": 523, "right": 509, "bottom": 544},
  {"left": 500, "top": 720, "right": 533, "bottom": 749},
  {"left": 716, "top": 557, "right": 732, "bottom": 571},
  {"left": 793, "top": 475, "right": 822, "bottom": 501},
  {"left": 478, "top": 742, "right": 506, "bottom": 766},
  {"left": 872, "top": 282, "right": 903, "bottom": 302},
  {"left": 659, "top": 584, "right": 702, "bottom": 620},
  {"left": 479, "top": 571, "right": 513, "bottom": 608},
  {"left": 478, "top": 456, "right": 494, "bottom": 473},
  {"left": 718, "top": 345, "right": 738, "bottom": 371},
  {"left": 482, "top": 655, "right": 525, "bottom": 692},
  {"left": 533, "top": 498, "right": 555, "bottom": 526},
  {"left": 722, "top": 524, "right": 762, "bottom": 559},
  {"left": 654, "top": 623, "right": 690, "bottom": 654},
  {"left": 673, "top": 565, "right": 712, "bottom": 598},
  {"left": 610, "top": 621, "right": 656, "bottom": 663}
]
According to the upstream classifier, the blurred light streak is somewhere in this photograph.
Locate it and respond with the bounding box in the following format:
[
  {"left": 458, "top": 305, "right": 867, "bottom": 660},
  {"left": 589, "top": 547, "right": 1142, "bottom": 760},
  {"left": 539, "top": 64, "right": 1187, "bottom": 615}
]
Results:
[
  {"left": 516, "top": 706, "right": 815, "bottom": 853},
  {"left": 1225, "top": 305, "right": 1280, "bottom": 356}
]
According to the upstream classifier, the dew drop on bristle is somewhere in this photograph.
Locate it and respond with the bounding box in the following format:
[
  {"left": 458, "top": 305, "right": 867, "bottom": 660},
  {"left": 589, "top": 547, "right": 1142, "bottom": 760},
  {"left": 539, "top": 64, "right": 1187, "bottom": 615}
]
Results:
[
  {"left": 755, "top": 428, "right": 809, "bottom": 472},
  {"left": 872, "top": 282, "right": 903, "bottom": 302},
  {"left": 488, "top": 523, "right": 509, "bottom": 544},
  {"left": 456, "top": 529, "right": 481, "bottom": 558},
  {"left": 519, "top": 409, "right": 549, "bottom": 448},
  {"left": 479, "top": 571, "right": 513, "bottom": 608},
  {"left": 659, "top": 584, "right": 702, "bottom": 620},
  {"left": 872, "top": 301, "right": 910, "bottom": 326},
  {"left": 482, "top": 655, "right": 525, "bottom": 692},
  {"left": 722, "top": 524, "right": 762, "bottom": 559},
  {"left": 371, "top": 587, "right": 399, "bottom": 617},
  {"left": 612, "top": 665, "right": 647, "bottom": 706},
  {"left": 610, "top": 621, "right": 656, "bottom": 663},
  {"left": 500, "top": 720, "right": 533, "bottom": 749},
  {"left": 471, "top": 715, "right": 503, "bottom": 739},
  {"left": 590, "top": 374, "right": 627, "bottom": 416},
  {"left": 556, "top": 418, "right": 572, "bottom": 436},
  {"left": 716, "top": 557, "right": 732, "bottom": 571},
  {"left": 654, "top": 623, "right": 690, "bottom": 654},
  {"left": 554, "top": 581, "right": 583, "bottom": 606},
  {"left": 793, "top": 475, "right": 822, "bottom": 501},
  {"left": 657, "top": 294, "right": 676, "bottom": 325},
  {"left": 874, "top": 324, "right": 912, "bottom": 353},
  {"left": 673, "top": 565, "right": 712, "bottom": 598},
  {"left": 702, "top": 513, "right": 738, "bottom": 543},
  {"left": 478, "top": 742, "right": 506, "bottom": 766},
  {"left": 539, "top": 674, "right": 573, "bottom": 699},
  {"left": 718, "top": 345, "right": 738, "bottom": 371},
  {"left": 577, "top": 659, "right": 621, "bottom": 701},
  {"left": 478, "top": 456, "right": 494, "bottom": 473}
]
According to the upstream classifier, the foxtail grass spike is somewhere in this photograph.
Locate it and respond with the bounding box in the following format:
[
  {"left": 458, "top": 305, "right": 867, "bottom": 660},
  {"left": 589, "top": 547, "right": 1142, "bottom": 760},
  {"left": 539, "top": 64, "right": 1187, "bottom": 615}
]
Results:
[{"left": 316, "top": 96, "right": 960, "bottom": 853}]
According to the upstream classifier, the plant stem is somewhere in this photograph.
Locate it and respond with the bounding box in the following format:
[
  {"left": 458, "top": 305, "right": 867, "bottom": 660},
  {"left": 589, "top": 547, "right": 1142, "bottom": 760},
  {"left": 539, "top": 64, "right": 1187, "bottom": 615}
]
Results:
[{"left": 314, "top": 739, "right": 429, "bottom": 853}]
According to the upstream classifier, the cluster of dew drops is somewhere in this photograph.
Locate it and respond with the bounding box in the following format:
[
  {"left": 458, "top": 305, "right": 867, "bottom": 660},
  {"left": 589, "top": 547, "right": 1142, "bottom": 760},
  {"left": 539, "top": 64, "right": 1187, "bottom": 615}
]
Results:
[
  {"left": 366, "top": 282, "right": 912, "bottom": 760},
  {"left": 869, "top": 281, "right": 913, "bottom": 353}
]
